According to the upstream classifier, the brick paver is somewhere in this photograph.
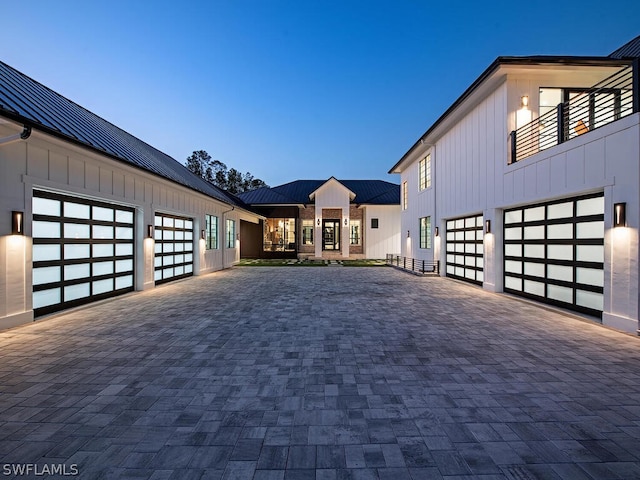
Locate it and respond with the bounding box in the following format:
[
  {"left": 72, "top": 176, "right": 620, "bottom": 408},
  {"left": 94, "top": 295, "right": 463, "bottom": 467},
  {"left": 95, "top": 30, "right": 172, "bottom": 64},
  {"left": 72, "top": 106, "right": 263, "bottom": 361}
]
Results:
[{"left": 1, "top": 267, "right": 639, "bottom": 479}]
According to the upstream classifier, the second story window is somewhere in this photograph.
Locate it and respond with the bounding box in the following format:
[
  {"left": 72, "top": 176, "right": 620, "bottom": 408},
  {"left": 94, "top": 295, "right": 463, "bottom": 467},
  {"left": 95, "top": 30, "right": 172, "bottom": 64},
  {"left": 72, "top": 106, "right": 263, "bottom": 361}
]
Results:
[
  {"left": 403, "top": 181, "right": 408, "bottom": 210},
  {"left": 419, "top": 154, "right": 431, "bottom": 190}
]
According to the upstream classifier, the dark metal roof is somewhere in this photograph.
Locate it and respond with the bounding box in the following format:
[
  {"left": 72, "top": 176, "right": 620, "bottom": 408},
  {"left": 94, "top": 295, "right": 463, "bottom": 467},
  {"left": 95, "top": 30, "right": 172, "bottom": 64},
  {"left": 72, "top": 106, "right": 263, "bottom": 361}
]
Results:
[
  {"left": 610, "top": 35, "right": 640, "bottom": 59},
  {"left": 0, "top": 60, "right": 249, "bottom": 209},
  {"left": 238, "top": 179, "right": 400, "bottom": 205}
]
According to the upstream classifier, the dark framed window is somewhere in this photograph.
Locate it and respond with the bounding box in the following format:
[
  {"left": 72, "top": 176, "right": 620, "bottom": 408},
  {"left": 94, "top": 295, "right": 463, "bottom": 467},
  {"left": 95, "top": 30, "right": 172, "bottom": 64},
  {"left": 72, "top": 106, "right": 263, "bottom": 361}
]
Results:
[
  {"left": 419, "top": 216, "right": 431, "bottom": 249},
  {"left": 226, "top": 219, "right": 236, "bottom": 248},
  {"left": 205, "top": 214, "right": 218, "bottom": 249}
]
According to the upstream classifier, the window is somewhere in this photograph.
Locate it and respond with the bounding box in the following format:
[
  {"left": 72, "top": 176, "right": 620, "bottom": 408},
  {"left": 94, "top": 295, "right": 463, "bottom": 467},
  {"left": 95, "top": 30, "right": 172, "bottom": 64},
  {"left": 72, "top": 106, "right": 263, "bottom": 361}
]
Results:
[
  {"left": 302, "top": 220, "right": 314, "bottom": 245},
  {"left": 226, "top": 219, "right": 235, "bottom": 248},
  {"left": 350, "top": 220, "right": 361, "bottom": 245},
  {"left": 205, "top": 214, "right": 218, "bottom": 249},
  {"left": 264, "top": 218, "right": 296, "bottom": 251},
  {"left": 371, "top": 218, "right": 379, "bottom": 229},
  {"left": 419, "top": 154, "right": 431, "bottom": 190},
  {"left": 402, "top": 181, "right": 408, "bottom": 210},
  {"left": 420, "top": 216, "right": 431, "bottom": 249}
]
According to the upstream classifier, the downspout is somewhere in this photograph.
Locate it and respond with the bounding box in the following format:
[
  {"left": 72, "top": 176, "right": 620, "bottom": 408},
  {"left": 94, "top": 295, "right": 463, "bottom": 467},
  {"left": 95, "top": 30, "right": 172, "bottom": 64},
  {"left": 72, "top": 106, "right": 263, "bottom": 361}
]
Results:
[
  {"left": 221, "top": 206, "right": 235, "bottom": 269},
  {"left": 0, "top": 125, "right": 31, "bottom": 145}
]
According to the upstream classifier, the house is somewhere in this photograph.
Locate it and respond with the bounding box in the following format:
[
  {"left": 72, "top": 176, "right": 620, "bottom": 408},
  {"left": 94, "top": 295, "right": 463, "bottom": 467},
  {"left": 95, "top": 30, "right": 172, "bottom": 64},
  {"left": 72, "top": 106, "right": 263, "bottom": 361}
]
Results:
[
  {"left": 389, "top": 35, "right": 640, "bottom": 334},
  {"left": 0, "top": 61, "right": 261, "bottom": 329},
  {"left": 238, "top": 178, "right": 400, "bottom": 260}
]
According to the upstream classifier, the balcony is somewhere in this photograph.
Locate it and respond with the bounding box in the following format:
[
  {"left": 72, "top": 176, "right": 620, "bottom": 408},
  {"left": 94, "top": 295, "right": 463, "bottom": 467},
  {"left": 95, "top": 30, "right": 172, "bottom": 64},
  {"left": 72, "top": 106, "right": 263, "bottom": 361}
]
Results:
[{"left": 510, "top": 61, "right": 639, "bottom": 164}]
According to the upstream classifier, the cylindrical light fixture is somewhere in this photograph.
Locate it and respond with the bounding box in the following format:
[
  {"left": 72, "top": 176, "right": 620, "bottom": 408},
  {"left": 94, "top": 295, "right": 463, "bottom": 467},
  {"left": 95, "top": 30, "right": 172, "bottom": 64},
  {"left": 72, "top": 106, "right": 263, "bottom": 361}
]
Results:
[
  {"left": 12, "top": 211, "right": 24, "bottom": 235},
  {"left": 485, "top": 219, "right": 491, "bottom": 234},
  {"left": 147, "top": 224, "right": 154, "bottom": 238},
  {"left": 521, "top": 95, "right": 529, "bottom": 108},
  {"left": 435, "top": 226, "right": 439, "bottom": 237},
  {"left": 201, "top": 229, "right": 206, "bottom": 240}
]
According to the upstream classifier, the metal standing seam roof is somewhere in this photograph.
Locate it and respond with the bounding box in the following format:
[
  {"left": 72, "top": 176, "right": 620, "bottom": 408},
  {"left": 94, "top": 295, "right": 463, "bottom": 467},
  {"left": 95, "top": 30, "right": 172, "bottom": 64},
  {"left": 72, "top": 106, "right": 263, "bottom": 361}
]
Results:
[
  {"left": 609, "top": 35, "right": 640, "bottom": 59},
  {"left": 0, "top": 60, "right": 249, "bottom": 209},
  {"left": 238, "top": 179, "right": 400, "bottom": 205}
]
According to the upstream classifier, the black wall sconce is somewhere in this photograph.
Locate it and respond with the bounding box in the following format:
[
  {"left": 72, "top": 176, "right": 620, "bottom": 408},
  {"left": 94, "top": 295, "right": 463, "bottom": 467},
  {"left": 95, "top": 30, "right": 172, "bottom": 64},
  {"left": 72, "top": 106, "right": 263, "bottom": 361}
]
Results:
[
  {"left": 12, "top": 211, "right": 24, "bottom": 235},
  {"left": 201, "top": 229, "right": 206, "bottom": 240},
  {"left": 485, "top": 219, "right": 491, "bottom": 234},
  {"left": 407, "top": 230, "right": 410, "bottom": 238},
  {"left": 317, "top": 218, "right": 320, "bottom": 226},
  {"left": 614, "top": 203, "right": 626, "bottom": 227},
  {"left": 147, "top": 224, "right": 154, "bottom": 238},
  {"left": 435, "top": 226, "right": 439, "bottom": 237}
]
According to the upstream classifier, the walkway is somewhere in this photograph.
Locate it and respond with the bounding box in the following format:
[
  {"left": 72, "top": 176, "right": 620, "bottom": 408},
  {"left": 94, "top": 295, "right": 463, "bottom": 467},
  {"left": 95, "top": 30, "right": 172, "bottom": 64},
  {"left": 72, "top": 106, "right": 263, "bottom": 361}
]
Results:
[{"left": 0, "top": 267, "right": 639, "bottom": 479}]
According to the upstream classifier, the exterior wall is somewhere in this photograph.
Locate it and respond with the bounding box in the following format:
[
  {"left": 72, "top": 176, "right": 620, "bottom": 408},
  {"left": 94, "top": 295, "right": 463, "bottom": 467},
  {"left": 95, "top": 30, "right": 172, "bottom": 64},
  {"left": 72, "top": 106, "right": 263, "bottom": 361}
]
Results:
[
  {"left": 398, "top": 67, "right": 640, "bottom": 333},
  {"left": 364, "top": 205, "right": 401, "bottom": 259},
  {"left": 0, "top": 124, "right": 258, "bottom": 329}
]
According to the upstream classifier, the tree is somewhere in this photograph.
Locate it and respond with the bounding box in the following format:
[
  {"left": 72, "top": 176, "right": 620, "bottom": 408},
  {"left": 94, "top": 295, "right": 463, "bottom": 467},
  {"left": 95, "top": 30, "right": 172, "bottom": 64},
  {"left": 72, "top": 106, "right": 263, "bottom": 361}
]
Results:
[{"left": 185, "top": 150, "right": 268, "bottom": 193}]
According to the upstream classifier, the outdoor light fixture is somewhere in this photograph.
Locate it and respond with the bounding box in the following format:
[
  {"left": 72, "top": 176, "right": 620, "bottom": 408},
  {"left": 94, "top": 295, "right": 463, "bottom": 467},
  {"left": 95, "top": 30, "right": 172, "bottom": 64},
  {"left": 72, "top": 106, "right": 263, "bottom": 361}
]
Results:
[
  {"left": 11, "top": 211, "right": 23, "bottom": 235},
  {"left": 485, "top": 219, "right": 491, "bottom": 234},
  {"left": 201, "top": 229, "right": 206, "bottom": 240},
  {"left": 614, "top": 203, "right": 626, "bottom": 227},
  {"left": 147, "top": 224, "right": 154, "bottom": 238},
  {"left": 407, "top": 230, "right": 410, "bottom": 238},
  {"left": 521, "top": 95, "right": 529, "bottom": 108},
  {"left": 435, "top": 226, "right": 439, "bottom": 237}
]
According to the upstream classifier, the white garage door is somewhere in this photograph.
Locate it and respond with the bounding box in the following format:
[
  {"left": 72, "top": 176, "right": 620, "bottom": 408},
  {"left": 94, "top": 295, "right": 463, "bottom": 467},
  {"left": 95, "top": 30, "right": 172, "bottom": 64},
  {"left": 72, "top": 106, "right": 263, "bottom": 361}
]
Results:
[
  {"left": 503, "top": 193, "right": 604, "bottom": 317},
  {"left": 32, "top": 190, "right": 135, "bottom": 316},
  {"left": 446, "top": 214, "right": 484, "bottom": 285},
  {"left": 154, "top": 213, "right": 194, "bottom": 284}
]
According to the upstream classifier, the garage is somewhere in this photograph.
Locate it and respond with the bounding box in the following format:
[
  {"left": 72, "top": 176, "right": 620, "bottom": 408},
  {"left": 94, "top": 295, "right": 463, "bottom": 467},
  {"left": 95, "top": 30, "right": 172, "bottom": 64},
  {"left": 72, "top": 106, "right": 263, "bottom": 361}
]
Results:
[
  {"left": 503, "top": 193, "right": 604, "bottom": 317},
  {"left": 153, "top": 213, "right": 194, "bottom": 284},
  {"left": 31, "top": 190, "right": 135, "bottom": 316},
  {"left": 445, "top": 214, "right": 484, "bottom": 285}
]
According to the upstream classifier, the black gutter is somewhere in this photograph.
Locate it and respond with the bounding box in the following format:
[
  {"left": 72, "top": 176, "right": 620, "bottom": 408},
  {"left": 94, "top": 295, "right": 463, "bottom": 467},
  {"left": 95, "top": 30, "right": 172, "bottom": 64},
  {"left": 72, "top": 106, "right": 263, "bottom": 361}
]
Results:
[{"left": 388, "top": 55, "right": 633, "bottom": 174}]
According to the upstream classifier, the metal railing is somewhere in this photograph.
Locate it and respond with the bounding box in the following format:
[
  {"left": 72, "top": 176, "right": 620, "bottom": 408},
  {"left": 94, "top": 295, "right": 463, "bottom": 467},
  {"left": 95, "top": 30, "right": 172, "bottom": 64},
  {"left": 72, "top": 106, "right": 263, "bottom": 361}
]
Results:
[
  {"left": 510, "top": 62, "right": 638, "bottom": 163},
  {"left": 386, "top": 254, "right": 440, "bottom": 275}
]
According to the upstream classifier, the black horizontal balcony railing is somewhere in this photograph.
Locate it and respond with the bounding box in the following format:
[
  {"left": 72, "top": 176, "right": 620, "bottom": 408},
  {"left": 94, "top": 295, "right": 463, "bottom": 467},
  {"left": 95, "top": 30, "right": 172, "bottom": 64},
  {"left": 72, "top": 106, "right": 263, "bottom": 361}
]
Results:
[
  {"left": 386, "top": 254, "right": 440, "bottom": 275},
  {"left": 510, "top": 62, "right": 638, "bottom": 163}
]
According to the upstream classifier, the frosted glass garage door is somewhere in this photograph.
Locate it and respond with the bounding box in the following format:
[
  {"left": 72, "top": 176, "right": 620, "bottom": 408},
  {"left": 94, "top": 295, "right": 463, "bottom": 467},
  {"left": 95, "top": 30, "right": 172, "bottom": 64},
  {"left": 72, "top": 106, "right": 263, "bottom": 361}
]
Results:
[
  {"left": 504, "top": 193, "right": 604, "bottom": 317},
  {"left": 32, "top": 190, "right": 135, "bottom": 316},
  {"left": 154, "top": 213, "right": 194, "bottom": 284},
  {"left": 445, "top": 214, "right": 484, "bottom": 285}
]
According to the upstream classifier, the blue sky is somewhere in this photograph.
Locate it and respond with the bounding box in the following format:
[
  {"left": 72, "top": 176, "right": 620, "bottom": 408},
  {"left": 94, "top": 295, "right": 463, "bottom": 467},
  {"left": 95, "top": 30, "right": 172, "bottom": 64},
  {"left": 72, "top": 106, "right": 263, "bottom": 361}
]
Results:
[{"left": 2, "top": 1, "right": 639, "bottom": 186}]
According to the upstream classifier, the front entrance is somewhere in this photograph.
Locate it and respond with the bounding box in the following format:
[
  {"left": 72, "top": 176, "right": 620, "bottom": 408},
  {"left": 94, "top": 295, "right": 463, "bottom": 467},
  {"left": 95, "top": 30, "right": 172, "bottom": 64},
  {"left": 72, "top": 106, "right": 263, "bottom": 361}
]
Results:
[{"left": 322, "top": 220, "right": 340, "bottom": 251}]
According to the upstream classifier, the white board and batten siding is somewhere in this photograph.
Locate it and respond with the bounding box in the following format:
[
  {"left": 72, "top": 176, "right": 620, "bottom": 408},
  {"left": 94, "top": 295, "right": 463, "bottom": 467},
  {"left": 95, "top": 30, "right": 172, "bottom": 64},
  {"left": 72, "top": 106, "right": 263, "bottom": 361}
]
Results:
[{"left": 0, "top": 124, "right": 258, "bottom": 328}]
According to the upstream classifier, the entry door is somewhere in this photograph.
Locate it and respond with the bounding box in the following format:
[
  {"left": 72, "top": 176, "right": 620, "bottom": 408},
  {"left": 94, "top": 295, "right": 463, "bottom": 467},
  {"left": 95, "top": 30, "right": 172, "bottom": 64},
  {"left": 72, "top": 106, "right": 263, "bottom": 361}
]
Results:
[{"left": 322, "top": 220, "right": 340, "bottom": 250}]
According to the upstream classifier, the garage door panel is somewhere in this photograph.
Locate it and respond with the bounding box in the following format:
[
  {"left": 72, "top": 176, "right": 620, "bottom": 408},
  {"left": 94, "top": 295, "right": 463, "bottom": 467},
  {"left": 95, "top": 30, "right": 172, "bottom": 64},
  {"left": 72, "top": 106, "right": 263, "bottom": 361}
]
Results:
[
  {"left": 32, "top": 190, "right": 135, "bottom": 316},
  {"left": 504, "top": 193, "right": 604, "bottom": 317},
  {"left": 154, "top": 213, "right": 194, "bottom": 285},
  {"left": 446, "top": 213, "right": 484, "bottom": 286}
]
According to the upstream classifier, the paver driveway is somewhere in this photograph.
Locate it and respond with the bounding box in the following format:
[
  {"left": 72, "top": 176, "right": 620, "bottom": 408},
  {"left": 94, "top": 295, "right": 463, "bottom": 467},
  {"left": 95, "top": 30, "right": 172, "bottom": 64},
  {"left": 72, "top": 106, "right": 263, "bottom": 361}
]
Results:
[{"left": 1, "top": 266, "right": 639, "bottom": 480}]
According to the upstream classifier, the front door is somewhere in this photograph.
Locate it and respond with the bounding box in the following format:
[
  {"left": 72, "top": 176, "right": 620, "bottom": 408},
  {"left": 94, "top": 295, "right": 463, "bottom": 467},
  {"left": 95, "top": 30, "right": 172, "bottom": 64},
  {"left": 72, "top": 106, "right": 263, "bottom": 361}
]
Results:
[{"left": 322, "top": 220, "right": 340, "bottom": 251}]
